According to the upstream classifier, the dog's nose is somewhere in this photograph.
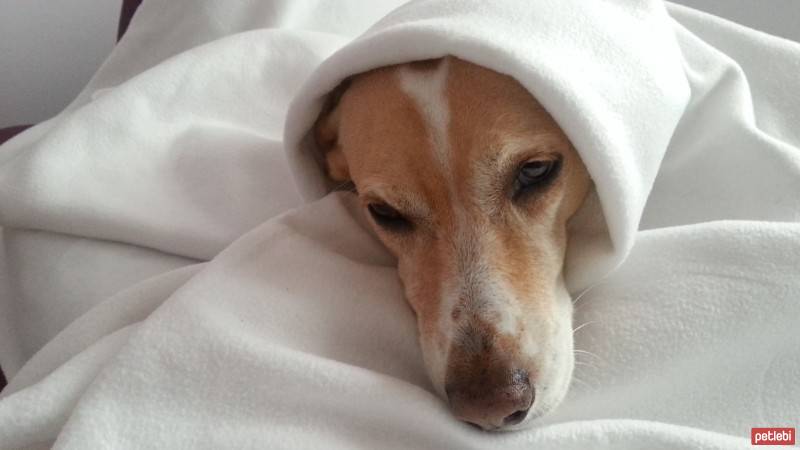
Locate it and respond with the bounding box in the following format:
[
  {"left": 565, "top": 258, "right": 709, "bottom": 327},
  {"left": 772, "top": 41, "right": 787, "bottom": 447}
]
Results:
[{"left": 445, "top": 369, "right": 534, "bottom": 430}]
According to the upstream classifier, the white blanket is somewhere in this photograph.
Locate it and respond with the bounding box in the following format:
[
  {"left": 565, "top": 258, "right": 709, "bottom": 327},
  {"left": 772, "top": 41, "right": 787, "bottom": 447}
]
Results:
[{"left": 1, "top": 1, "right": 798, "bottom": 448}]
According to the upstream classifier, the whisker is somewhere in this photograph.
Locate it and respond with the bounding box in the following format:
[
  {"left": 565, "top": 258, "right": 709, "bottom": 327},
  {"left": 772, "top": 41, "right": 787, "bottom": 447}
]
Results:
[
  {"left": 573, "top": 349, "right": 602, "bottom": 361},
  {"left": 574, "top": 360, "right": 601, "bottom": 371},
  {"left": 573, "top": 361, "right": 600, "bottom": 371},
  {"left": 571, "top": 287, "right": 592, "bottom": 306},
  {"left": 571, "top": 280, "right": 606, "bottom": 307},
  {"left": 572, "top": 321, "right": 596, "bottom": 335}
]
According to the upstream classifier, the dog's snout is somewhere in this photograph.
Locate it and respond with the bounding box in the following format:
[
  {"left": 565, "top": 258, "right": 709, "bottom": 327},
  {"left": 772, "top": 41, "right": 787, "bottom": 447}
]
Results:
[{"left": 446, "top": 368, "right": 535, "bottom": 430}]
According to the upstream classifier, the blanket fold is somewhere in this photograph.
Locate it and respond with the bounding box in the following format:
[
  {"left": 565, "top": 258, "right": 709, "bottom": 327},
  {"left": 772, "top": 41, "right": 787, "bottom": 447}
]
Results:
[{"left": 0, "top": 1, "right": 798, "bottom": 448}]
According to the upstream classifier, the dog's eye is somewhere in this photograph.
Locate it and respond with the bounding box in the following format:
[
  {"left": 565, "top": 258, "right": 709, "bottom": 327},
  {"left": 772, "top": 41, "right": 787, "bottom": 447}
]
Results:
[
  {"left": 513, "top": 159, "right": 561, "bottom": 199},
  {"left": 367, "top": 202, "right": 412, "bottom": 231}
]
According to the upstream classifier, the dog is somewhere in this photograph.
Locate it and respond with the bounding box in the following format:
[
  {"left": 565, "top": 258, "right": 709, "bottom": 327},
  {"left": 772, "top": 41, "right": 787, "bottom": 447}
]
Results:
[{"left": 313, "top": 56, "right": 592, "bottom": 430}]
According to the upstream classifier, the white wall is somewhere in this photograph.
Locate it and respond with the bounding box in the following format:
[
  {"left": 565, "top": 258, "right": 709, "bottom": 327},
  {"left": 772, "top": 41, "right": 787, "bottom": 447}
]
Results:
[
  {"left": 0, "top": 0, "right": 119, "bottom": 128},
  {"left": 0, "top": 1, "right": 797, "bottom": 129},
  {"left": 671, "top": 0, "right": 800, "bottom": 42}
]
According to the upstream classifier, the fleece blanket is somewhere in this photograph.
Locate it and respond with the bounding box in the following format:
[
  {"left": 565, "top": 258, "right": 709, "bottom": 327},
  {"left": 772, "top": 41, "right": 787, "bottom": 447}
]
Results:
[{"left": 1, "top": 0, "right": 799, "bottom": 448}]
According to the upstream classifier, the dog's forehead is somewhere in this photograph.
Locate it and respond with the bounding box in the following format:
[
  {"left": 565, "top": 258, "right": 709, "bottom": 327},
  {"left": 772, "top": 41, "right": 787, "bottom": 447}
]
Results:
[
  {"left": 338, "top": 58, "right": 568, "bottom": 208},
  {"left": 338, "top": 63, "right": 452, "bottom": 208}
]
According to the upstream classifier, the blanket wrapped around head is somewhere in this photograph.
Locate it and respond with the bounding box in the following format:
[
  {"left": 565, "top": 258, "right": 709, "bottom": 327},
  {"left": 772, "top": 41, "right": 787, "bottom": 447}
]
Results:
[
  {"left": 284, "top": 0, "right": 693, "bottom": 292},
  {"left": 0, "top": 0, "right": 799, "bottom": 448}
]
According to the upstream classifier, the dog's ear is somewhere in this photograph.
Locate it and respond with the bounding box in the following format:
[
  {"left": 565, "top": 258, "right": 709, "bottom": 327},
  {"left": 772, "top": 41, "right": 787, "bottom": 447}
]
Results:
[{"left": 313, "top": 80, "right": 352, "bottom": 182}]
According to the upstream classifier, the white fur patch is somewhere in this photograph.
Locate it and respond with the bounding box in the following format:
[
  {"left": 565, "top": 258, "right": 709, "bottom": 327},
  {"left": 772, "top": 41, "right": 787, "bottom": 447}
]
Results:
[
  {"left": 397, "top": 60, "right": 451, "bottom": 173},
  {"left": 398, "top": 60, "right": 458, "bottom": 394}
]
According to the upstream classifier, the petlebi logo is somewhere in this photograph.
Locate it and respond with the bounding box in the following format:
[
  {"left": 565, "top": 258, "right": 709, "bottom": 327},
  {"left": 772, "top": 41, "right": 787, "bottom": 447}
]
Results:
[{"left": 750, "top": 427, "right": 795, "bottom": 446}]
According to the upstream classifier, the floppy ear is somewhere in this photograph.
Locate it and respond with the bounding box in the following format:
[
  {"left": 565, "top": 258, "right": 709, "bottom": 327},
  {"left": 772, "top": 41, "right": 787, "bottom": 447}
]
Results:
[{"left": 313, "top": 80, "right": 352, "bottom": 182}]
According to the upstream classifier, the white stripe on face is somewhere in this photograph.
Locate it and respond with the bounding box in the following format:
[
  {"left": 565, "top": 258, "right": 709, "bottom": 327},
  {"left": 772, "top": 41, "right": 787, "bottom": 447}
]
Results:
[
  {"left": 450, "top": 228, "right": 524, "bottom": 343},
  {"left": 397, "top": 59, "right": 535, "bottom": 396},
  {"left": 397, "top": 59, "right": 451, "bottom": 175},
  {"left": 396, "top": 60, "right": 456, "bottom": 395}
]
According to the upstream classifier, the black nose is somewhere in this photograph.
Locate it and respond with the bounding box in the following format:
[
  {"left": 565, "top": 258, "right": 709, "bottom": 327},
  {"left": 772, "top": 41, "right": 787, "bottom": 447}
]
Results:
[{"left": 446, "top": 368, "right": 535, "bottom": 430}]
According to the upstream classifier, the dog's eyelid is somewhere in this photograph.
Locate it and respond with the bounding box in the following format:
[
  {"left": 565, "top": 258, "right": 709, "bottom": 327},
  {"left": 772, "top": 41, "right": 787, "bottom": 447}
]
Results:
[
  {"left": 496, "top": 134, "right": 562, "bottom": 160},
  {"left": 360, "top": 189, "right": 430, "bottom": 220},
  {"left": 509, "top": 156, "right": 563, "bottom": 201},
  {"left": 518, "top": 149, "right": 561, "bottom": 164},
  {"left": 361, "top": 195, "right": 403, "bottom": 216},
  {"left": 365, "top": 201, "right": 416, "bottom": 233},
  {"left": 492, "top": 143, "right": 559, "bottom": 180}
]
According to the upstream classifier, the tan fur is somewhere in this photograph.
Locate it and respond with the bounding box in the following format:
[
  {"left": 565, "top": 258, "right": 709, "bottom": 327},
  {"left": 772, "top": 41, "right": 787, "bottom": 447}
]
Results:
[{"left": 314, "top": 56, "right": 591, "bottom": 430}]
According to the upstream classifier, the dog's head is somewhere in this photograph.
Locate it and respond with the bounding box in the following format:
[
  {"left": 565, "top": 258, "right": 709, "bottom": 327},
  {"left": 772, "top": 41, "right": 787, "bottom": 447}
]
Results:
[{"left": 314, "top": 57, "right": 591, "bottom": 430}]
